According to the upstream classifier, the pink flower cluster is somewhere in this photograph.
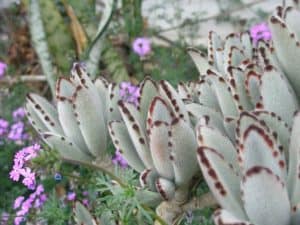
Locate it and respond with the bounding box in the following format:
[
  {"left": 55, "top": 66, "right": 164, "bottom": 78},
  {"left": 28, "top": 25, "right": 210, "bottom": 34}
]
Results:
[
  {"left": 0, "top": 61, "right": 7, "bottom": 79},
  {"left": 112, "top": 149, "right": 128, "bottom": 168},
  {"left": 13, "top": 184, "right": 47, "bottom": 225},
  {"left": 119, "top": 82, "right": 140, "bottom": 107},
  {"left": 0, "top": 107, "right": 28, "bottom": 144},
  {"left": 132, "top": 37, "right": 151, "bottom": 57},
  {"left": 250, "top": 22, "right": 272, "bottom": 45},
  {"left": 9, "top": 144, "right": 41, "bottom": 189}
]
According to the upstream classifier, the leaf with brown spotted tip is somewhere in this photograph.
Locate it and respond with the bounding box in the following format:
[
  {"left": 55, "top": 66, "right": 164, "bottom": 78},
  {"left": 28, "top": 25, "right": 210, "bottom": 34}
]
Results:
[
  {"left": 288, "top": 111, "right": 300, "bottom": 204},
  {"left": 241, "top": 166, "right": 290, "bottom": 225},
  {"left": 240, "top": 32, "right": 253, "bottom": 59},
  {"left": 26, "top": 93, "right": 63, "bottom": 135},
  {"left": 269, "top": 15, "right": 300, "bottom": 98},
  {"left": 74, "top": 202, "right": 97, "bottom": 225},
  {"left": 138, "top": 77, "right": 159, "bottom": 123},
  {"left": 257, "top": 41, "right": 279, "bottom": 67},
  {"left": 149, "top": 121, "right": 174, "bottom": 180},
  {"left": 223, "top": 117, "right": 237, "bottom": 143},
  {"left": 139, "top": 169, "right": 158, "bottom": 192},
  {"left": 225, "top": 47, "right": 245, "bottom": 69},
  {"left": 206, "top": 70, "right": 239, "bottom": 118},
  {"left": 186, "top": 103, "right": 226, "bottom": 134},
  {"left": 108, "top": 120, "right": 145, "bottom": 172},
  {"left": 177, "top": 82, "right": 191, "bottom": 100},
  {"left": 56, "top": 77, "right": 75, "bottom": 100},
  {"left": 208, "top": 31, "right": 223, "bottom": 69},
  {"left": 106, "top": 83, "right": 122, "bottom": 122},
  {"left": 25, "top": 102, "right": 49, "bottom": 134},
  {"left": 57, "top": 98, "right": 90, "bottom": 156},
  {"left": 245, "top": 70, "right": 261, "bottom": 106},
  {"left": 228, "top": 67, "right": 252, "bottom": 111},
  {"left": 118, "top": 101, "right": 153, "bottom": 168},
  {"left": 260, "top": 65, "right": 299, "bottom": 126},
  {"left": 291, "top": 202, "right": 300, "bottom": 225},
  {"left": 285, "top": 7, "right": 300, "bottom": 40},
  {"left": 155, "top": 177, "right": 175, "bottom": 200},
  {"left": 187, "top": 47, "right": 212, "bottom": 75},
  {"left": 147, "top": 97, "right": 173, "bottom": 131},
  {"left": 239, "top": 116, "right": 287, "bottom": 181},
  {"left": 196, "top": 80, "right": 220, "bottom": 111},
  {"left": 43, "top": 132, "right": 92, "bottom": 162},
  {"left": 94, "top": 77, "right": 109, "bottom": 121},
  {"left": 213, "top": 209, "right": 253, "bottom": 225},
  {"left": 253, "top": 110, "right": 291, "bottom": 159},
  {"left": 159, "top": 80, "right": 190, "bottom": 124},
  {"left": 197, "top": 146, "right": 246, "bottom": 219},
  {"left": 196, "top": 124, "right": 239, "bottom": 172},
  {"left": 72, "top": 85, "right": 107, "bottom": 158},
  {"left": 169, "top": 118, "right": 198, "bottom": 186}
]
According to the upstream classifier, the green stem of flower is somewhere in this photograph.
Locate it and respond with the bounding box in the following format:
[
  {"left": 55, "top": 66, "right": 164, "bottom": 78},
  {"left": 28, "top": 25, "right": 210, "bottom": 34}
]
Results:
[
  {"left": 141, "top": 204, "right": 168, "bottom": 225},
  {"left": 62, "top": 158, "right": 128, "bottom": 188}
]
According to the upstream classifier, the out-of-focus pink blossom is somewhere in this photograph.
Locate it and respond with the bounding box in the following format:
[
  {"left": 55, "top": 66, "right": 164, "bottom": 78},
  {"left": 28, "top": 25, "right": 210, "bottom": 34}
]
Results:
[
  {"left": 132, "top": 37, "right": 151, "bottom": 57},
  {"left": 119, "top": 82, "right": 140, "bottom": 107},
  {"left": 13, "top": 196, "right": 25, "bottom": 209},
  {"left": 112, "top": 149, "right": 128, "bottom": 168},
  {"left": 0, "top": 61, "right": 7, "bottom": 78},
  {"left": 12, "top": 107, "right": 26, "bottom": 121},
  {"left": 67, "top": 192, "right": 76, "bottom": 201},
  {"left": 250, "top": 22, "right": 271, "bottom": 45}
]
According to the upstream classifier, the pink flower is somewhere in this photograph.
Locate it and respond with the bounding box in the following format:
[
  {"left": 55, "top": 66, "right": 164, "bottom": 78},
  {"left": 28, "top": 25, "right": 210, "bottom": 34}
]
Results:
[
  {"left": 67, "top": 192, "right": 76, "bottom": 201},
  {"left": 14, "top": 216, "right": 24, "bottom": 225},
  {"left": 112, "top": 149, "right": 128, "bottom": 168},
  {"left": 0, "top": 61, "right": 7, "bottom": 78},
  {"left": 21, "top": 167, "right": 36, "bottom": 189},
  {"left": 82, "top": 199, "right": 89, "bottom": 207},
  {"left": 132, "top": 37, "right": 151, "bottom": 57},
  {"left": 9, "top": 167, "right": 23, "bottom": 181},
  {"left": 119, "top": 82, "right": 140, "bottom": 107},
  {"left": 250, "top": 22, "right": 271, "bottom": 45},
  {"left": 12, "top": 107, "right": 26, "bottom": 121},
  {"left": 13, "top": 196, "right": 25, "bottom": 209}
]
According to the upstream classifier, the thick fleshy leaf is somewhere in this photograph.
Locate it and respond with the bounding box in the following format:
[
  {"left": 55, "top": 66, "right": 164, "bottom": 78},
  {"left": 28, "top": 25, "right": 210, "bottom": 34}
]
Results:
[
  {"left": 245, "top": 70, "right": 261, "bottom": 106},
  {"left": 196, "top": 80, "right": 220, "bottom": 111},
  {"left": 108, "top": 120, "right": 145, "bottom": 172},
  {"left": 228, "top": 67, "right": 252, "bottom": 111},
  {"left": 72, "top": 85, "right": 107, "bottom": 157},
  {"left": 208, "top": 31, "right": 223, "bottom": 68},
  {"left": 57, "top": 98, "right": 90, "bottom": 156},
  {"left": 74, "top": 202, "right": 97, "bottom": 225},
  {"left": 149, "top": 121, "right": 174, "bottom": 180},
  {"left": 257, "top": 41, "right": 279, "bottom": 67},
  {"left": 288, "top": 111, "right": 300, "bottom": 204},
  {"left": 187, "top": 48, "right": 212, "bottom": 75},
  {"left": 147, "top": 97, "right": 173, "bottom": 129},
  {"left": 118, "top": 101, "right": 153, "bottom": 168},
  {"left": 253, "top": 110, "right": 291, "bottom": 159},
  {"left": 197, "top": 147, "right": 246, "bottom": 219},
  {"left": 284, "top": 7, "right": 300, "bottom": 42},
  {"left": 269, "top": 15, "right": 300, "bottom": 98},
  {"left": 25, "top": 101, "right": 49, "bottom": 134},
  {"left": 226, "top": 47, "right": 245, "bottom": 69},
  {"left": 139, "top": 169, "right": 158, "bottom": 192},
  {"left": 291, "top": 202, "right": 300, "bottom": 225},
  {"left": 170, "top": 118, "right": 198, "bottom": 186},
  {"left": 159, "top": 80, "right": 190, "bottom": 123},
  {"left": 135, "top": 190, "right": 162, "bottom": 207},
  {"left": 240, "top": 32, "right": 252, "bottom": 59},
  {"left": 186, "top": 103, "right": 225, "bottom": 133},
  {"left": 106, "top": 83, "right": 122, "bottom": 122},
  {"left": 213, "top": 209, "right": 252, "bottom": 225},
  {"left": 206, "top": 69, "right": 239, "bottom": 118},
  {"left": 43, "top": 132, "right": 92, "bottom": 162},
  {"left": 224, "top": 117, "right": 237, "bottom": 143},
  {"left": 94, "top": 77, "right": 109, "bottom": 120},
  {"left": 259, "top": 65, "right": 299, "bottom": 126},
  {"left": 239, "top": 113, "right": 287, "bottom": 180},
  {"left": 196, "top": 124, "right": 239, "bottom": 172},
  {"left": 138, "top": 77, "right": 158, "bottom": 122},
  {"left": 26, "top": 93, "right": 63, "bottom": 134},
  {"left": 155, "top": 177, "right": 175, "bottom": 200},
  {"left": 242, "top": 166, "right": 290, "bottom": 225},
  {"left": 56, "top": 77, "right": 75, "bottom": 99}
]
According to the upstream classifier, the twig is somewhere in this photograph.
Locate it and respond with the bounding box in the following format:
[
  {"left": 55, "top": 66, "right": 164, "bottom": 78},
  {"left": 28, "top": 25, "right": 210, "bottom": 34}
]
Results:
[
  {"left": 155, "top": 0, "right": 269, "bottom": 34},
  {"left": 0, "top": 75, "right": 47, "bottom": 84},
  {"left": 181, "top": 192, "right": 218, "bottom": 212}
]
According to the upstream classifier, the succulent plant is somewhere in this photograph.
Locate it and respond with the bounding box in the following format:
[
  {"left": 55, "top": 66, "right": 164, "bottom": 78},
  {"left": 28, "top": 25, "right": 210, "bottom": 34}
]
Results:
[
  {"left": 108, "top": 77, "right": 202, "bottom": 223},
  {"left": 186, "top": 4, "right": 300, "bottom": 225},
  {"left": 25, "top": 63, "right": 122, "bottom": 165}
]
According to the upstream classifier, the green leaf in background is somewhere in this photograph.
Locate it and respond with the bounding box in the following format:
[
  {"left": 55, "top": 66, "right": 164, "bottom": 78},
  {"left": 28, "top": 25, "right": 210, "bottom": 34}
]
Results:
[
  {"left": 28, "top": 0, "right": 56, "bottom": 96},
  {"left": 86, "top": 0, "right": 116, "bottom": 78},
  {"left": 39, "top": 0, "right": 75, "bottom": 74}
]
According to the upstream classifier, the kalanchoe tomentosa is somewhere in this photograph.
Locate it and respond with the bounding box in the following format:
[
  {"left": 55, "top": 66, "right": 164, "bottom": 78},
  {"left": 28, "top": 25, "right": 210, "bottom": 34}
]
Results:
[
  {"left": 25, "top": 62, "right": 122, "bottom": 164},
  {"left": 186, "top": 3, "right": 300, "bottom": 225}
]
